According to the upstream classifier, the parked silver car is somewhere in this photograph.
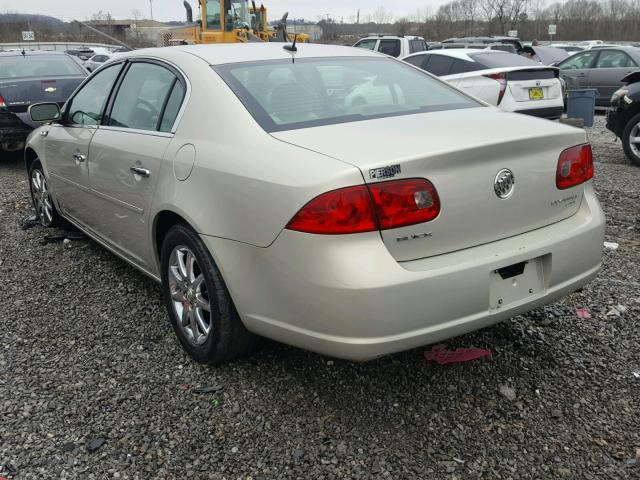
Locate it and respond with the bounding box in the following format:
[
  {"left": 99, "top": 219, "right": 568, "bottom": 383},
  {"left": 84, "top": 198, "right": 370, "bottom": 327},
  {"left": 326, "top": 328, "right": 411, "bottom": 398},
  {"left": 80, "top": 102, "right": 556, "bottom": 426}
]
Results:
[{"left": 25, "top": 44, "right": 604, "bottom": 363}]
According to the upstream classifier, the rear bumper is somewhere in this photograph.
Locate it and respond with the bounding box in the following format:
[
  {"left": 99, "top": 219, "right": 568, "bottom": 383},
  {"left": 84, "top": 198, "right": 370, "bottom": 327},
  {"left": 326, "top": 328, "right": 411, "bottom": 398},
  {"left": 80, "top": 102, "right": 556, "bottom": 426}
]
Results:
[
  {"left": 514, "top": 106, "right": 564, "bottom": 120},
  {"left": 202, "top": 185, "right": 604, "bottom": 361},
  {"left": 0, "top": 127, "right": 30, "bottom": 143}
]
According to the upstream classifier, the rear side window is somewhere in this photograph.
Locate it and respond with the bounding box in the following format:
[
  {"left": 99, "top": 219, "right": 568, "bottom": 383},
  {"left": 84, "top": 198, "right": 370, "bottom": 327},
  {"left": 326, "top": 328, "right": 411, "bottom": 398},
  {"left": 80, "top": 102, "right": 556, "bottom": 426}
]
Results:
[
  {"left": 159, "top": 81, "right": 186, "bottom": 132},
  {"left": 409, "top": 39, "right": 427, "bottom": 54},
  {"left": 108, "top": 63, "right": 177, "bottom": 131},
  {"left": 354, "top": 39, "right": 377, "bottom": 50},
  {"left": 423, "top": 55, "right": 455, "bottom": 76},
  {"left": 404, "top": 54, "right": 427, "bottom": 68},
  {"left": 450, "top": 59, "right": 483, "bottom": 74},
  {"left": 469, "top": 52, "right": 539, "bottom": 68},
  {"left": 378, "top": 40, "right": 401, "bottom": 57},
  {"left": 215, "top": 57, "right": 480, "bottom": 132},
  {"left": 595, "top": 50, "right": 638, "bottom": 68},
  {"left": 67, "top": 63, "right": 122, "bottom": 126}
]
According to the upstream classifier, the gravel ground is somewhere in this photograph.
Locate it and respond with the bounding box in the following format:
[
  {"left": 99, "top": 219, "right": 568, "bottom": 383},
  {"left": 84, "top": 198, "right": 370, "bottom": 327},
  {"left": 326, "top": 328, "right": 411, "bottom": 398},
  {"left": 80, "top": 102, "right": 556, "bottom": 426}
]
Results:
[{"left": 1, "top": 115, "right": 639, "bottom": 479}]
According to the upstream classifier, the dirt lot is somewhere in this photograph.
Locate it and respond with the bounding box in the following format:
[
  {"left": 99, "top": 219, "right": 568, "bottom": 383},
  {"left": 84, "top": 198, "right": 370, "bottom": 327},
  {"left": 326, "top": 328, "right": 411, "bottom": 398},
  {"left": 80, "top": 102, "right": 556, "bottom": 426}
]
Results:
[{"left": 1, "top": 115, "right": 639, "bottom": 479}]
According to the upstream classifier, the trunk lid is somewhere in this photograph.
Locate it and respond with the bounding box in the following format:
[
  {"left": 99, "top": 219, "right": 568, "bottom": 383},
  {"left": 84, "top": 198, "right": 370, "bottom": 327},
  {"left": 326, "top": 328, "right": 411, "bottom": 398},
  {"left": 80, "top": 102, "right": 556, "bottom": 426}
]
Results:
[
  {"left": 272, "top": 107, "right": 588, "bottom": 262},
  {"left": 0, "top": 76, "right": 83, "bottom": 111},
  {"left": 506, "top": 68, "right": 562, "bottom": 102}
]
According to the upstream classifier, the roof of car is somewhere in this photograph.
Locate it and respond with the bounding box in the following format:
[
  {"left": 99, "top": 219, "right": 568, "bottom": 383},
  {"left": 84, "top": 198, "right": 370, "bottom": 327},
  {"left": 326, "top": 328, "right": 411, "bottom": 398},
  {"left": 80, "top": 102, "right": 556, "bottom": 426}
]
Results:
[
  {"left": 129, "top": 43, "right": 383, "bottom": 65},
  {"left": 358, "top": 35, "right": 424, "bottom": 40},
  {"left": 404, "top": 48, "right": 503, "bottom": 61}
]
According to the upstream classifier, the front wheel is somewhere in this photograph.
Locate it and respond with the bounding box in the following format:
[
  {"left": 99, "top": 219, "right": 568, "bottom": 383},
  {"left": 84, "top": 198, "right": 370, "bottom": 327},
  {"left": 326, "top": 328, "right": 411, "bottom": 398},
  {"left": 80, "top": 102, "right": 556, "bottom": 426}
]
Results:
[
  {"left": 160, "top": 224, "right": 258, "bottom": 363},
  {"left": 28, "top": 159, "right": 64, "bottom": 227},
  {"left": 622, "top": 112, "right": 640, "bottom": 166}
]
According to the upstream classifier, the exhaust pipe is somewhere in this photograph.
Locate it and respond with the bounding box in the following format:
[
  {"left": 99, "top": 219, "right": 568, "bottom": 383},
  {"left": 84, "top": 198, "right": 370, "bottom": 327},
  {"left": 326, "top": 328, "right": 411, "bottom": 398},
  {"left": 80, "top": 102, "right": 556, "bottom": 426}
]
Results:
[{"left": 183, "top": 1, "right": 193, "bottom": 23}]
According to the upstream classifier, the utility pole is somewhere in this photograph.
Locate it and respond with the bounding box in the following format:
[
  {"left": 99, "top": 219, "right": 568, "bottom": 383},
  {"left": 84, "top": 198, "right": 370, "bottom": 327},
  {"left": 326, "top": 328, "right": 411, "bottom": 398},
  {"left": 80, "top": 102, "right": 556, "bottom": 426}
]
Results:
[{"left": 149, "top": 0, "right": 154, "bottom": 20}]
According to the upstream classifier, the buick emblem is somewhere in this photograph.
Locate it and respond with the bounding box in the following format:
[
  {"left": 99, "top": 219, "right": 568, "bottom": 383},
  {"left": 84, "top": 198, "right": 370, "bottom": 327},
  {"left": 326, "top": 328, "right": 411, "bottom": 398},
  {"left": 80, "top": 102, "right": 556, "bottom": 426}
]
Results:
[{"left": 494, "top": 169, "right": 515, "bottom": 199}]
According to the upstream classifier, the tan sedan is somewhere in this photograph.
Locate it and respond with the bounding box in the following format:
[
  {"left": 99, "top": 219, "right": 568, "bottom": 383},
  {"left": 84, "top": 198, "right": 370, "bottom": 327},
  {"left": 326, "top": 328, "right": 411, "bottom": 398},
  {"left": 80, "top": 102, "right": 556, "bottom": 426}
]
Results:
[{"left": 25, "top": 44, "right": 604, "bottom": 363}]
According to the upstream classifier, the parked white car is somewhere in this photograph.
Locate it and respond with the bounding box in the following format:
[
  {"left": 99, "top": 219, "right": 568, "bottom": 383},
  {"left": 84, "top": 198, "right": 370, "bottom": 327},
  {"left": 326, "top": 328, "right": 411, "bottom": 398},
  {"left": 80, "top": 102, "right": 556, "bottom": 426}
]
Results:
[
  {"left": 353, "top": 35, "right": 428, "bottom": 58},
  {"left": 25, "top": 44, "right": 603, "bottom": 363},
  {"left": 403, "top": 49, "right": 565, "bottom": 119},
  {"left": 83, "top": 53, "right": 115, "bottom": 72}
]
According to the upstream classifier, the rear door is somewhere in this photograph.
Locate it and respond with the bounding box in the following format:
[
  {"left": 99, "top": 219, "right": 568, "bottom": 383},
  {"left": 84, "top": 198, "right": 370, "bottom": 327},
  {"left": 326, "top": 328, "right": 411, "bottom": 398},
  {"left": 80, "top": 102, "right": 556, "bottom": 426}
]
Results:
[
  {"left": 85, "top": 60, "right": 186, "bottom": 269},
  {"left": 588, "top": 49, "right": 640, "bottom": 105},
  {"left": 377, "top": 39, "right": 402, "bottom": 58},
  {"left": 45, "top": 62, "right": 123, "bottom": 224},
  {"left": 558, "top": 50, "right": 598, "bottom": 89}
]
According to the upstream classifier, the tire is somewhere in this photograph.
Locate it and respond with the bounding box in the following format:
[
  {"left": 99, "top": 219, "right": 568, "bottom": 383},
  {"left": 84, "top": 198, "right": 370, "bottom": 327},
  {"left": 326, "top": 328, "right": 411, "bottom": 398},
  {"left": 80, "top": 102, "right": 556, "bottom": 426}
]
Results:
[
  {"left": 28, "top": 159, "right": 64, "bottom": 227},
  {"left": 160, "top": 224, "right": 258, "bottom": 364},
  {"left": 621, "top": 112, "right": 640, "bottom": 166}
]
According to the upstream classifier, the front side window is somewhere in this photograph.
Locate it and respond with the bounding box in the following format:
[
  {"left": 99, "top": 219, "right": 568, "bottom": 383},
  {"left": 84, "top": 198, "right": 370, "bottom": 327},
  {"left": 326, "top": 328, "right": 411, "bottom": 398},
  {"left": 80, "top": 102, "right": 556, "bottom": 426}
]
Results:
[
  {"left": 558, "top": 51, "right": 598, "bottom": 70},
  {"left": 108, "top": 63, "right": 177, "bottom": 131},
  {"left": 378, "top": 40, "right": 401, "bottom": 57},
  {"left": 0, "top": 55, "right": 86, "bottom": 80},
  {"left": 214, "top": 57, "right": 479, "bottom": 132},
  {"left": 66, "top": 63, "right": 122, "bottom": 126},
  {"left": 354, "top": 39, "right": 377, "bottom": 50},
  {"left": 595, "top": 50, "right": 637, "bottom": 68}
]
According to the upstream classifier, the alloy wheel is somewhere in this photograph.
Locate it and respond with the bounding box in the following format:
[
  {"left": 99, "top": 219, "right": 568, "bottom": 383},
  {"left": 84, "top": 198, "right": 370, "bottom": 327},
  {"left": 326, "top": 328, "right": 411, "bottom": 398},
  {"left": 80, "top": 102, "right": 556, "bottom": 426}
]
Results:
[
  {"left": 629, "top": 122, "right": 640, "bottom": 158},
  {"left": 31, "top": 169, "right": 54, "bottom": 227},
  {"left": 168, "top": 246, "right": 212, "bottom": 346}
]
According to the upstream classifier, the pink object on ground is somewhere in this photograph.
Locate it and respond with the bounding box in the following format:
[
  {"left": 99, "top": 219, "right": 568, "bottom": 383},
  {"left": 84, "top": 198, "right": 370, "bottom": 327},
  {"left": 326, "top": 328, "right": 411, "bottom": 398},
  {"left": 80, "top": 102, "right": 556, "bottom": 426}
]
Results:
[
  {"left": 424, "top": 347, "right": 492, "bottom": 365},
  {"left": 576, "top": 308, "right": 592, "bottom": 319}
]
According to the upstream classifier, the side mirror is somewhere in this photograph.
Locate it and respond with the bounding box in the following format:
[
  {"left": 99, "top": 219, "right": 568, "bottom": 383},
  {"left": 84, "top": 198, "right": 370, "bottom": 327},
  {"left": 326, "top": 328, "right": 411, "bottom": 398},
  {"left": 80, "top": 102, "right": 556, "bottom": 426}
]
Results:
[{"left": 29, "top": 102, "right": 61, "bottom": 123}]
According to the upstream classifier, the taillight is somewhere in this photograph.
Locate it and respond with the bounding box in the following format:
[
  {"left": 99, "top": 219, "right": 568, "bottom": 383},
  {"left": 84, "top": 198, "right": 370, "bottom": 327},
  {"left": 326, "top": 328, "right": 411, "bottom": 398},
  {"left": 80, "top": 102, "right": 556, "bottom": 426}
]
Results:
[
  {"left": 286, "top": 178, "right": 441, "bottom": 235},
  {"left": 484, "top": 73, "right": 507, "bottom": 105},
  {"left": 368, "top": 178, "right": 440, "bottom": 229},
  {"left": 556, "top": 144, "right": 593, "bottom": 190},
  {"left": 0, "top": 95, "right": 5, "bottom": 107},
  {"left": 286, "top": 185, "right": 377, "bottom": 234}
]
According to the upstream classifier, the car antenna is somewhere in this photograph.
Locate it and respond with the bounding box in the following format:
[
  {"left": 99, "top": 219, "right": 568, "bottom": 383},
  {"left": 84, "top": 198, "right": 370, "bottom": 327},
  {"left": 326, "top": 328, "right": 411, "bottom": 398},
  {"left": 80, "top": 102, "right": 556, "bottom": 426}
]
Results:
[{"left": 283, "top": 34, "right": 298, "bottom": 54}]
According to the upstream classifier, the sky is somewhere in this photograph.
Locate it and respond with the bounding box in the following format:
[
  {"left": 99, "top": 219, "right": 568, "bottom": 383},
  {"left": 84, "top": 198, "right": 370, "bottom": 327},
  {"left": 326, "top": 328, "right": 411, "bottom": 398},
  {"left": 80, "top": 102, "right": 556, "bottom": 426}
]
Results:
[{"left": 0, "top": 0, "right": 445, "bottom": 23}]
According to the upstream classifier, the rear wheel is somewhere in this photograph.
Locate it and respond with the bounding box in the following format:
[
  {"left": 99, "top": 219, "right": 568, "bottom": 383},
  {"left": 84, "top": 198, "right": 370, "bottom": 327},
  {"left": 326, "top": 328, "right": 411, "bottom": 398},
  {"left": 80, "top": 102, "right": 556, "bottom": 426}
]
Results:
[
  {"left": 28, "top": 159, "right": 64, "bottom": 227},
  {"left": 160, "top": 224, "right": 257, "bottom": 363},
  {"left": 622, "top": 112, "right": 640, "bottom": 166}
]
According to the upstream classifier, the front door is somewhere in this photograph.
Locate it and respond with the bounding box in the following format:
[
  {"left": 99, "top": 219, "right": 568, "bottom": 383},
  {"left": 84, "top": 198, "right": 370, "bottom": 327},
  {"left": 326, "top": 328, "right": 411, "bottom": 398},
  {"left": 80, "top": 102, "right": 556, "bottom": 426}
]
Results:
[
  {"left": 85, "top": 61, "right": 186, "bottom": 269},
  {"left": 558, "top": 50, "right": 599, "bottom": 90},
  {"left": 589, "top": 49, "right": 640, "bottom": 106},
  {"left": 45, "top": 63, "right": 123, "bottom": 225}
]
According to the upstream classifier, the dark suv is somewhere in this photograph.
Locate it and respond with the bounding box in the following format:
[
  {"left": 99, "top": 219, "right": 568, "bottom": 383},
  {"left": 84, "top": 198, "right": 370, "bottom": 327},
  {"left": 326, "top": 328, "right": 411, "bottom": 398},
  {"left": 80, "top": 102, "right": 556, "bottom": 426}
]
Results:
[{"left": 606, "top": 71, "right": 640, "bottom": 165}]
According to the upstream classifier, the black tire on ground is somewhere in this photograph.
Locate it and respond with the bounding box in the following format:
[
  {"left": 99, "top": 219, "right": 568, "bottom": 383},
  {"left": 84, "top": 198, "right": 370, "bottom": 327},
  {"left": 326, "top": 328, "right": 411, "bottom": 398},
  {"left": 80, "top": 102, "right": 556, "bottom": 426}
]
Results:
[
  {"left": 28, "top": 159, "right": 65, "bottom": 228},
  {"left": 621, "top": 112, "right": 640, "bottom": 166},
  {"left": 160, "top": 223, "right": 258, "bottom": 364}
]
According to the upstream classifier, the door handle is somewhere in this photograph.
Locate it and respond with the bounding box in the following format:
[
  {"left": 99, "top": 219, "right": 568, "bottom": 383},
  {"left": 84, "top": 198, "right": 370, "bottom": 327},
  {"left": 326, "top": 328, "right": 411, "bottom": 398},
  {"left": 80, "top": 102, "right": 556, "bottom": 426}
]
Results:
[
  {"left": 72, "top": 153, "right": 86, "bottom": 162},
  {"left": 130, "top": 166, "right": 151, "bottom": 177}
]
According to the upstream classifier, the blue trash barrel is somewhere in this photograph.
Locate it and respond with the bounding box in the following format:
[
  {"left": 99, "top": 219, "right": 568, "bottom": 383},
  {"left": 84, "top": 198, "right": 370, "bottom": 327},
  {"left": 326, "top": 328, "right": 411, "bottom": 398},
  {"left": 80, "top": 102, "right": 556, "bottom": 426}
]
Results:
[{"left": 566, "top": 89, "right": 597, "bottom": 127}]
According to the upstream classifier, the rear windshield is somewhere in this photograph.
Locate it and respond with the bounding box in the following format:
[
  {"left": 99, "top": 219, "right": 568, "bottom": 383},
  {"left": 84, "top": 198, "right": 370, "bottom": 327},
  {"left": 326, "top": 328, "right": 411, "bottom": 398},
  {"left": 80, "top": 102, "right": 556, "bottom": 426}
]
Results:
[
  {"left": 0, "top": 55, "right": 86, "bottom": 79},
  {"left": 468, "top": 52, "right": 539, "bottom": 68},
  {"left": 214, "top": 57, "right": 480, "bottom": 132}
]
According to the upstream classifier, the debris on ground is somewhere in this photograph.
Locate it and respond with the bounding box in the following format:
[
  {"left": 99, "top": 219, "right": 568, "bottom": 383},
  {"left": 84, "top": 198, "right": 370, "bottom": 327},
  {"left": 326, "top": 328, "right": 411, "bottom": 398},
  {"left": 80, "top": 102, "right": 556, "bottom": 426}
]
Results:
[
  {"left": 41, "top": 231, "right": 86, "bottom": 245},
  {"left": 499, "top": 385, "right": 517, "bottom": 401},
  {"left": 576, "top": 308, "right": 592, "bottom": 319},
  {"left": 604, "top": 241, "right": 619, "bottom": 250},
  {"left": 20, "top": 214, "right": 39, "bottom": 230},
  {"left": 193, "top": 385, "right": 224, "bottom": 394},
  {"left": 606, "top": 305, "right": 628, "bottom": 317},
  {"left": 86, "top": 437, "right": 106, "bottom": 453},
  {"left": 424, "top": 347, "right": 492, "bottom": 365},
  {"left": 633, "top": 372, "right": 640, "bottom": 379}
]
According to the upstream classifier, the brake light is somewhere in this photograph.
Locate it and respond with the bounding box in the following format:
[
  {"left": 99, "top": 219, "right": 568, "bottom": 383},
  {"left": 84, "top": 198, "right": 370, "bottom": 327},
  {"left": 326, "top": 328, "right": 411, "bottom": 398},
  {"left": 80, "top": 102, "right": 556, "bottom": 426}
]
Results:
[
  {"left": 286, "top": 185, "right": 377, "bottom": 234},
  {"left": 286, "top": 179, "right": 441, "bottom": 234},
  {"left": 484, "top": 73, "right": 507, "bottom": 105},
  {"left": 0, "top": 95, "right": 5, "bottom": 107},
  {"left": 556, "top": 144, "right": 593, "bottom": 190},
  {"left": 368, "top": 178, "right": 440, "bottom": 229}
]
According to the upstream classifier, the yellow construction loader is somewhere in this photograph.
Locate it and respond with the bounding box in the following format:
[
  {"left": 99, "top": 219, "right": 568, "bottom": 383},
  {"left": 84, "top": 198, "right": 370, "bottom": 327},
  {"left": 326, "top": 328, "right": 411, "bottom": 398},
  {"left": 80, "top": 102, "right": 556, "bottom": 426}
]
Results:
[{"left": 158, "top": 0, "right": 308, "bottom": 46}]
